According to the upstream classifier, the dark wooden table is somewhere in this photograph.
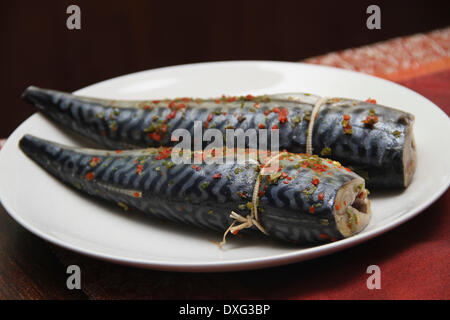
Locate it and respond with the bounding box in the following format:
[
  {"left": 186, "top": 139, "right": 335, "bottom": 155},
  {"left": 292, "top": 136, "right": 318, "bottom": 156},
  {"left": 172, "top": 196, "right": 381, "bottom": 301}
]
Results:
[{"left": 0, "top": 204, "right": 87, "bottom": 299}]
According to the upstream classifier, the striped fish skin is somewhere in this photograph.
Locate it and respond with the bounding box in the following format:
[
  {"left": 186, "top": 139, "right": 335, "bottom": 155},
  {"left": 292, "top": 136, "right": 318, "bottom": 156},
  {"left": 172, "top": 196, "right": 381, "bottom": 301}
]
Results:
[
  {"left": 22, "top": 86, "right": 416, "bottom": 188},
  {"left": 19, "top": 135, "right": 371, "bottom": 244}
]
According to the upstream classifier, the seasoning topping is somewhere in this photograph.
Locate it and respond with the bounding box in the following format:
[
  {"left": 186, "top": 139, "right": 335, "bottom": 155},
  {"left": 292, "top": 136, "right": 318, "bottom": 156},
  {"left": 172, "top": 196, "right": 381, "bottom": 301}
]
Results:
[
  {"left": 89, "top": 157, "right": 101, "bottom": 167},
  {"left": 320, "top": 147, "right": 332, "bottom": 156},
  {"left": 362, "top": 109, "right": 379, "bottom": 128},
  {"left": 342, "top": 114, "right": 353, "bottom": 135},
  {"left": 85, "top": 172, "right": 95, "bottom": 181}
]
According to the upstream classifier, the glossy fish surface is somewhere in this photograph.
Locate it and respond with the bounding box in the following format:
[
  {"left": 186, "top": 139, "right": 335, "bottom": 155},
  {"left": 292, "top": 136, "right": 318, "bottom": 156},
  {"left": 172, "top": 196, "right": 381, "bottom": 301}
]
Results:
[
  {"left": 19, "top": 134, "right": 371, "bottom": 244},
  {"left": 23, "top": 86, "right": 416, "bottom": 188}
]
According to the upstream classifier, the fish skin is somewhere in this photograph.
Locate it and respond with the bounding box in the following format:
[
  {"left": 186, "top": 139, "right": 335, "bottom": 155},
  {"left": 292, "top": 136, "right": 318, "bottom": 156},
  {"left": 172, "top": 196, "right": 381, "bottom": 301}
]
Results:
[
  {"left": 22, "top": 87, "right": 415, "bottom": 188},
  {"left": 19, "top": 134, "right": 367, "bottom": 244}
]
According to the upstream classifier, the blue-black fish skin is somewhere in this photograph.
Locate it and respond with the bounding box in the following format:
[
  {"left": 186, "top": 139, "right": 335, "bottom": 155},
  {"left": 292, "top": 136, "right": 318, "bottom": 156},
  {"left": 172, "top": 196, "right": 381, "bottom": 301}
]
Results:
[
  {"left": 22, "top": 86, "right": 416, "bottom": 188},
  {"left": 19, "top": 135, "right": 367, "bottom": 244}
]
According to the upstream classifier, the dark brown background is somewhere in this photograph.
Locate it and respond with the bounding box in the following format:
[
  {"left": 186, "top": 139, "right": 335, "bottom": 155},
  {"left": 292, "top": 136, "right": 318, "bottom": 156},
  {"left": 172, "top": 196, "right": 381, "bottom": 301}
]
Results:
[{"left": 1, "top": 0, "right": 449, "bottom": 137}]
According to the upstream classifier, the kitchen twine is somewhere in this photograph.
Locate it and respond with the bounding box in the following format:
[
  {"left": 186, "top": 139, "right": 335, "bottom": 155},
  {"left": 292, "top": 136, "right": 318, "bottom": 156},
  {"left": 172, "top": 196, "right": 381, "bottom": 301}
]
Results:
[
  {"left": 218, "top": 152, "right": 289, "bottom": 248},
  {"left": 306, "top": 96, "right": 329, "bottom": 155},
  {"left": 217, "top": 96, "right": 329, "bottom": 247}
]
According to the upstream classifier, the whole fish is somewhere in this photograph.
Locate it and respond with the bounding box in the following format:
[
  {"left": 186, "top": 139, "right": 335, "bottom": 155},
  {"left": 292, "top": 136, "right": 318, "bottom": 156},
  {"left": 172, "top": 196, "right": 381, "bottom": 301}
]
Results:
[
  {"left": 22, "top": 86, "right": 416, "bottom": 188},
  {"left": 19, "top": 134, "right": 371, "bottom": 244}
]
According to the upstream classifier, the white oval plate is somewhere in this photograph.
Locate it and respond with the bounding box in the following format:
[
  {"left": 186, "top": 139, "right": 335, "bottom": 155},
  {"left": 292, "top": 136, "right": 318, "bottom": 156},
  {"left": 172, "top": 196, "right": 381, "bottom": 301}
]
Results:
[{"left": 0, "top": 61, "right": 449, "bottom": 272}]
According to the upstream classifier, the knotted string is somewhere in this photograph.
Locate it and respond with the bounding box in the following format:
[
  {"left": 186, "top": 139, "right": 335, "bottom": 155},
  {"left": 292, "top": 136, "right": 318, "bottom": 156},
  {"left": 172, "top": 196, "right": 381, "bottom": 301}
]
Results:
[
  {"left": 217, "top": 152, "right": 289, "bottom": 248},
  {"left": 217, "top": 96, "right": 330, "bottom": 247},
  {"left": 306, "top": 97, "right": 329, "bottom": 155}
]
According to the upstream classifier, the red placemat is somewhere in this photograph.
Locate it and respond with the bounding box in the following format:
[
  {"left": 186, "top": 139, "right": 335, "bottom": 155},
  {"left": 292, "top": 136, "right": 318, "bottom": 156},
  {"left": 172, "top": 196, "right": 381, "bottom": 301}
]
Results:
[{"left": 3, "top": 28, "right": 450, "bottom": 300}]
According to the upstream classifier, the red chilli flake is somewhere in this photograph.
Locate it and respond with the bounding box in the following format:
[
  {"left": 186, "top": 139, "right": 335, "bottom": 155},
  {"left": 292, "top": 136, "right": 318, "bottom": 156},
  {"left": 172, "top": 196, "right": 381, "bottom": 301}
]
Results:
[
  {"left": 271, "top": 124, "right": 278, "bottom": 130},
  {"left": 259, "top": 123, "right": 265, "bottom": 129},
  {"left": 148, "top": 132, "right": 162, "bottom": 141},
  {"left": 166, "top": 110, "right": 177, "bottom": 120},
  {"left": 309, "top": 205, "right": 315, "bottom": 214},
  {"left": 311, "top": 178, "right": 319, "bottom": 186},
  {"left": 89, "top": 157, "right": 100, "bottom": 167},
  {"left": 157, "top": 148, "right": 171, "bottom": 160},
  {"left": 366, "top": 98, "right": 377, "bottom": 104},
  {"left": 205, "top": 113, "right": 214, "bottom": 128},
  {"left": 319, "top": 233, "right": 329, "bottom": 240},
  {"left": 136, "top": 165, "right": 143, "bottom": 174},
  {"left": 318, "top": 193, "right": 324, "bottom": 201},
  {"left": 362, "top": 115, "right": 379, "bottom": 127},
  {"left": 133, "top": 192, "right": 142, "bottom": 198},
  {"left": 115, "top": 150, "right": 122, "bottom": 154},
  {"left": 278, "top": 108, "right": 289, "bottom": 123},
  {"left": 245, "top": 94, "right": 255, "bottom": 101},
  {"left": 343, "top": 114, "right": 351, "bottom": 121},
  {"left": 85, "top": 172, "right": 95, "bottom": 181},
  {"left": 213, "top": 173, "right": 222, "bottom": 179}
]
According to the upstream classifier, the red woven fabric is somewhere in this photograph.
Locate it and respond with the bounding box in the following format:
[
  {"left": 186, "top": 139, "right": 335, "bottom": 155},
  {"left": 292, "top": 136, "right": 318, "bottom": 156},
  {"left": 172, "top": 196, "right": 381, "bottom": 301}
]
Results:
[{"left": 304, "top": 27, "right": 450, "bottom": 82}]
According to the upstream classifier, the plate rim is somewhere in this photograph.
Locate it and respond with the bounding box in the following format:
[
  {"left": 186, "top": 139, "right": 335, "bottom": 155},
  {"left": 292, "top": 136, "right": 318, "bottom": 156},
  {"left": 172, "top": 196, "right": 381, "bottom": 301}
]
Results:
[{"left": 1, "top": 60, "right": 449, "bottom": 272}]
